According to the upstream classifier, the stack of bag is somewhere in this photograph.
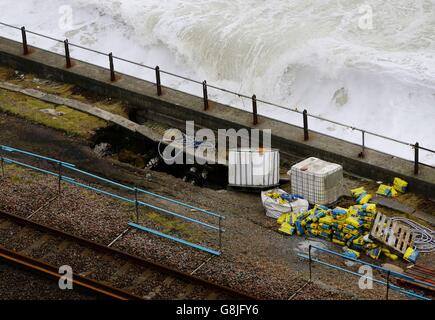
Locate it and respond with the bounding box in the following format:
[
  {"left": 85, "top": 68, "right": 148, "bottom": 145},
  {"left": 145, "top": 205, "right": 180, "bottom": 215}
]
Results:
[
  {"left": 277, "top": 201, "right": 399, "bottom": 262},
  {"left": 376, "top": 177, "right": 408, "bottom": 198},
  {"left": 350, "top": 187, "right": 372, "bottom": 204},
  {"left": 276, "top": 177, "right": 417, "bottom": 263}
]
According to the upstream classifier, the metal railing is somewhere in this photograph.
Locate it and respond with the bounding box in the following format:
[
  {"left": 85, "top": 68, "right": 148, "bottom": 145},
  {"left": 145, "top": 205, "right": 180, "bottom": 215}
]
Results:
[
  {"left": 298, "top": 245, "right": 432, "bottom": 300},
  {"left": 0, "top": 145, "right": 224, "bottom": 256},
  {"left": 0, "top": 22, "right": 434, "bottom": 173}
]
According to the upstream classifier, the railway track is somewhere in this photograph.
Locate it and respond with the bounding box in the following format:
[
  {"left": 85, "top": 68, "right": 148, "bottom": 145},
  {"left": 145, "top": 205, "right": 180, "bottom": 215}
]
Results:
[
  {"left": 0, "top": 210, "right": 256, "bottom": 300},
  {"left": 0, "top": 246, "right": 141, "bottom": 300}
]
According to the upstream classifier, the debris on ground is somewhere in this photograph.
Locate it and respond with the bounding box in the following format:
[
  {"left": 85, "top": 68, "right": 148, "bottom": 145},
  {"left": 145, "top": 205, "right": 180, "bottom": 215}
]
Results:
[
  {"left": 375, "top": 177, "right": 408, "bottom": 198},
  {"left": 393, "top": 177, "right": 408, "bottom": 193},
  {"left": 350, "top": 186, "right": 373, "bottom": 204},
  {"left": 92, "top": 142, "right": 111, "bottom": 158},
  {"left": 389, "top": 217, "right": 435, "bottom": 253},
  {"left": 39, "top": 108, "right": 65, "bottom": 117},
  {"left": 377, "top": 184, "right": 398, "bottom": 198}
]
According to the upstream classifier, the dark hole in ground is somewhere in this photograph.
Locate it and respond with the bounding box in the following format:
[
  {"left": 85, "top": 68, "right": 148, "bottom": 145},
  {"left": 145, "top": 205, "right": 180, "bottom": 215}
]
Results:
[{"left": 91, "top": 125, "right": 228, "bottom": 190}]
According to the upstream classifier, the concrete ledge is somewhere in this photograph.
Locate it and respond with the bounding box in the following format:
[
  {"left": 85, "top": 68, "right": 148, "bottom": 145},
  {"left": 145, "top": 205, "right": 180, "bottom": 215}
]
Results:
[{"left": 0, "top": 36, "right": 434, "bottom": 195}]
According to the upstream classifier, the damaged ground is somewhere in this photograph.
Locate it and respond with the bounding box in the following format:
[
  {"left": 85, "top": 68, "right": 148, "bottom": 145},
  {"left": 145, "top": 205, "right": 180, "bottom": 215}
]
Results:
[{"left": 0, "top": 67, "right": 433, "bottom": 300}]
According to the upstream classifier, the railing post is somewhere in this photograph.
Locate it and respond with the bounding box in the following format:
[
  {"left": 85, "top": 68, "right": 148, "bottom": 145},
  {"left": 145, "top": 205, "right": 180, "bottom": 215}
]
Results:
[
  {"left": 359, "top": 130, "right": 365, "bottom": 158},
  {"left": 134, "top": 187, "right": 139, "bottom": 223},
  {"left": 57, "top": 162, "right": 62, "bottom": 196},
  {"left": 64, "top": 39, "right": 71, "bottom": 68},
  {"left": 203, "top": 80, "right": 209, "bottom": 111},
  {"left": 218, "top": 216, "right": 222, "bottom": 253},
  {"left": 109, "top": 53, "right": 115, "bottom": 82},
  {"left": 414, "top": 142, "right": 419, "bottom": 175},
  {"left": 21, "top": 26, "right": 29, "bottom": 55},
  {"left": 303, "top": 109, "right": 309, "bottom": 141},
  {"left": 308, "top": 244, "right": 312, "bottom": 282},
  {"left": 386, "top": 270, "right": 391, "bottom": 300},
  {"left": 0, "top": 157, "right": 4, "bottom": 177},
  {"left": 252, "top": 94, "right": 258, "bottom": 125},
  {"left": 155, "top": 66, "right": 162, "bottom": 96}
]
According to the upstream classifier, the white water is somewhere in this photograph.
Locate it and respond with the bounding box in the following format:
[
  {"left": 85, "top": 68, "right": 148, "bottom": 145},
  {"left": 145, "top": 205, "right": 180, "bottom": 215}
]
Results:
[{"left": 0, "top": 0, "right": 434, "bottom": 164}]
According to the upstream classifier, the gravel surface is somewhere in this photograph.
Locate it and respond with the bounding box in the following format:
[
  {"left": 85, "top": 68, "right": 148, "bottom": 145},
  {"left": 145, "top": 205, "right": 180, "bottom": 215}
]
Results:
[{"left": 0, "top": 262, "right": 98, "bottom": 300}]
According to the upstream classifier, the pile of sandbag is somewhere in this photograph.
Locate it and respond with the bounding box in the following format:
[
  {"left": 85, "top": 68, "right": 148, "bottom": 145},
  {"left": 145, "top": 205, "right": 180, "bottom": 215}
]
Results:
[{"left": 277, "top": 202, "right": 401, "bottom": 261}]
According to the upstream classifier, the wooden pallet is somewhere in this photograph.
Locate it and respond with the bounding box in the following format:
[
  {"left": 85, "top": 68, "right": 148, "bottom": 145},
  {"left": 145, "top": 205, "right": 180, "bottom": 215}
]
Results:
[{"left": 370, "top": 212, "right": 414, "bottom": 254}]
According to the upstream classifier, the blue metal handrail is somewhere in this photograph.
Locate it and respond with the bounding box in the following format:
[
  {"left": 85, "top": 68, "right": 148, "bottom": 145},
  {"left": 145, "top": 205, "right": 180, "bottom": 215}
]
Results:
[
  {"left": 0, "top": 144, "right": 224, "bottom": 219},
  {"left": 0, "top": 145, "right": 75, "bottom": 167},
  {"left": 298, "top": 245, "right": 431, "bottom": 300},
  {"left": 0, "top": 145, "right": 224, "bottom": 255}
]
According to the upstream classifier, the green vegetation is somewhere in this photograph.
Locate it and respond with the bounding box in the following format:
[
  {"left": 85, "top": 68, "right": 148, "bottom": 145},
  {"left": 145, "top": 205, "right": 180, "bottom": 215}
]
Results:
[
  {"left": 0, "top": 66, "right": 129, "bottom": 138},
  {"left": 139, "top": 211, "right": 209, "bottom": 243}
]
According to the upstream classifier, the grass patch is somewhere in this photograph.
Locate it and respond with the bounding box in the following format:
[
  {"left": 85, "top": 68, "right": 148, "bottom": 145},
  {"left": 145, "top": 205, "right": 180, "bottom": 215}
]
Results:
[
  {"left": 0, "top": 88, "right": 108, "bottom": 138},
  {"left": 0, "top": 66, "right": 130, "bottom": 135},
  {"left": 139, "top": 211, "right": 209, "bottom": 243}
]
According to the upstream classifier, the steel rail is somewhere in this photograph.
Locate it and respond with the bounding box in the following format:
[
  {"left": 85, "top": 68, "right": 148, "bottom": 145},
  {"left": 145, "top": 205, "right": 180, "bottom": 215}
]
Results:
[
  {"left": 0, "top": 210, "right": 256, "bottom": 300},
  {"left": 0, "top": 245, "right": 142, "bottom": 300}
]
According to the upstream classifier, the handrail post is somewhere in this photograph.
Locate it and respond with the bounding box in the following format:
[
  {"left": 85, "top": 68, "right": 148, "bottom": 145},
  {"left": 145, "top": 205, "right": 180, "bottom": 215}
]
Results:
[
  {"left": 218, "top": 216, "right": 222, "bottom": 253},
  {"left": 134, "top": 187, "right": 139, "bottom": 223},
  {"left": 64, "top": 39, "right": 71, "bottom": 68},
  {"left": 308, "top": 245, "right": 312, "bottom": 282},
  {"left": 359, "top": 130, "right": 365, "bottom": 158},
  {"left": 21, "top": 26, "right": 29, "bottom": 55},
  {"left": 57, "top": 162, "right": 62, "bottom": 196},
  {"left": 252, "top": 94, "right": 258, "bottom": 125},
  {"left": 155, "top": 66, "right": 162, "bottom": 96},
  {"left": 414, "top": 142, "right": 419, "bottom": 175},
  {"left": 386, "top": 270, "right": 391, "bottom": 300},
  {"left": 203, "top": 80, "right": 209, "bottom": 111},
  {"left": 303, "top": 109, "right": 309, "bottom": 141},
  {"left": 0, "top": 157, "right": 4, "bottom": 177},
  {"left": 109, "top": 53, "right": 115, "bottom": 82}
]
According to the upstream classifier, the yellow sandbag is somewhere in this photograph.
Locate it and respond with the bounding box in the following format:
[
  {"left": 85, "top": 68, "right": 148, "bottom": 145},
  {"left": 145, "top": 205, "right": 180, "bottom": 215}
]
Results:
[
  {"left": 343, "top": 247, "right": 360, "bottom": 259},
  {"left": 278, "top": 222, "right": 295, "bottom": 235},
  {"left": 348, "top": 206, "right": 359, "bottom": 216},
  {"left": 342, "top": 227, "right": 360, "bottom": 236},
  {"left": 319, "top": 215, "right": 333, "bottom": 224},
  {"left": 310, "top": 229, "right": 321, "bottom": 236},
  {"left": 332, "top": 238, "right": 345, "bottom": 246},
  {"left": 384, "top": 252, "right": 399, "bottom": 261},
  {"left": 344, "top": 233, "right": 354, "bottom": 240},
  {"left": 366, "top": 247, "right": 381, "bottom": 260},
  {"left": 310, "top": 223, "right": 319, "bottom": 229},
  {"left": 362, "top": 203, "right": 376, "bottom": 213},
  {"left": 352, "top": 236, "right": 365, "bottom": 246},
  {"left": 362, "top": 223, "right": 372, "bottom": 230},
  {"left": 376, "top": 184, "right": 398, "bottom": 198},
  {"left": 345, "top": 216, "right": 362, "bottom": 228},
  {"left": 356, "top": 192, "right": 372, "bottom": 204},
  {"left": 351, "top": 187, "right": 366, "bottom": 197},
  {"left": 403, "top": 247, "right": 419, "bottom": 263},
  {"left": 290, "top": 212, "right": 303, "bottom": 225},
  {"left": 277, "top": 213, "right": 290, "bottom": 225},
  {"left": 393, "top": 177, "right": 408, "bottom": 193}
]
